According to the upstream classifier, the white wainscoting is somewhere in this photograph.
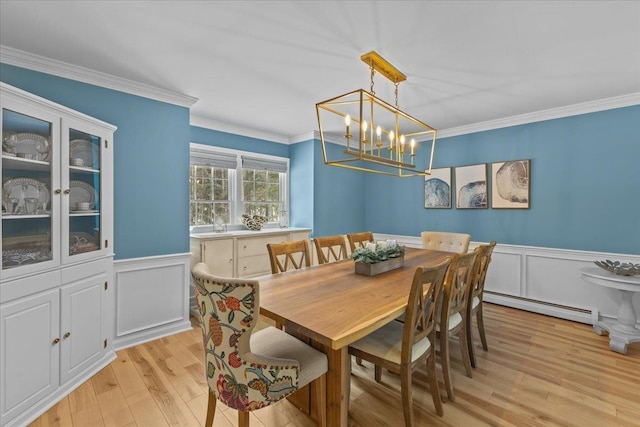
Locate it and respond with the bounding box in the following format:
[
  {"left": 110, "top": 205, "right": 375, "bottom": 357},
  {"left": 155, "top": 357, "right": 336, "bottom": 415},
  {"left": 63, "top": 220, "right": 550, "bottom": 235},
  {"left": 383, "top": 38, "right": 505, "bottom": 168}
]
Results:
[
  {"left": 374, "top": 234, "right": 640, "bottom": 327},
  {"left": 113, "top": 253, "right": 192, "bottom": 350}
]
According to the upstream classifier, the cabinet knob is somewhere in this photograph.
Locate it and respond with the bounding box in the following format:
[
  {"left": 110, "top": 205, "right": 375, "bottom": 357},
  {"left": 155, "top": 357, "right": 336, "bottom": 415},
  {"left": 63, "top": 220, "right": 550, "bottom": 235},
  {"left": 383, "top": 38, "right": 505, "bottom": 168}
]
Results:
[
  {"left": 52, "top": 338, "right": 60, "bottom": 345},
  {"left": 63, "top": 189, "right": 71, "bottom": 194},
  {"left": 63, "top": 332, "right": 71, "bottom": 339},
  {"left": 229, "top": 259, "right": 232, "bottom": 263},
  {"left": 54, "top": 189, "right": 62, "bottom": 194}
]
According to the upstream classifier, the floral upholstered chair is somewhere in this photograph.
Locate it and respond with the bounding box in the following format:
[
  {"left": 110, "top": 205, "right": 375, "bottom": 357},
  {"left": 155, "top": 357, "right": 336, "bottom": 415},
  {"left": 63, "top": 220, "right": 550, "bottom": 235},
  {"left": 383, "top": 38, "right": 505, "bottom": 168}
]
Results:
[{"left": 191, "top": 263, "right": 328, "bottom": 427}]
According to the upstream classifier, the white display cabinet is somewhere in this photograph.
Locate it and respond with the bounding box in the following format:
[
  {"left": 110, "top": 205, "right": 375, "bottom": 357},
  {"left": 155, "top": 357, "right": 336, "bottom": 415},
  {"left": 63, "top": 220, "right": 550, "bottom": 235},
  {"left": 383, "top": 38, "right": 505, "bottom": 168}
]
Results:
[{"left": 0, "top": 83, "right": 116, "bottom": 427}]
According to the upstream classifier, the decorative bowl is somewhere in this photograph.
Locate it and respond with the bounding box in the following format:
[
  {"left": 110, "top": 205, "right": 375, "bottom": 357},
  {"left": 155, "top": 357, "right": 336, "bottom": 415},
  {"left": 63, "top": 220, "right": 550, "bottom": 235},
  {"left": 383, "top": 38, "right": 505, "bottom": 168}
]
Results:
[
  {"left": 240, "top": 214, "right": 268, "bottom": 231},
  {"left": 594, "top": 260, "right": 640, "bottom": 276}
]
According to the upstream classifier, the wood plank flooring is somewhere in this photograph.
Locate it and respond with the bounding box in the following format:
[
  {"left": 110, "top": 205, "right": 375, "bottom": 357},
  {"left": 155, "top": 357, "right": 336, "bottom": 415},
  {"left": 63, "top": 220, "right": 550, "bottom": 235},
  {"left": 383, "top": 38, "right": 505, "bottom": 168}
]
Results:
[{"left": 29, "top": 303, "right": 640, "bottom": 427}]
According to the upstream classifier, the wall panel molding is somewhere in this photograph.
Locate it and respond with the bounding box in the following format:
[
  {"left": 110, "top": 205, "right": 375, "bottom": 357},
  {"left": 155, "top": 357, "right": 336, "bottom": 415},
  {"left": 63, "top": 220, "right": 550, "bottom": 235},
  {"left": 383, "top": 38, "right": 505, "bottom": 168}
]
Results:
[
  {"left": 113, "top": 253, "right": 192, "bottom": 350},
  {"left": 374, "top": 234, "right": 640, "bottom": 326}
]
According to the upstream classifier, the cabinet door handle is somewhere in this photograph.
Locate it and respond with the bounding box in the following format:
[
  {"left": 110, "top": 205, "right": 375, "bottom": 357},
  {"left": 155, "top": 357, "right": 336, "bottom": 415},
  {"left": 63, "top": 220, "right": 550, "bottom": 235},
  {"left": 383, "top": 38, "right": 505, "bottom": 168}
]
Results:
[
  {"left": 63, "top": 332, "right": 71, "bottom": 339},
  {"left": 52, "top": 338, "right": 60, "bottom": 345},
  {"left": 63, "top": 189, "right": 71, "bottom": 194},
  {"left": 54, "top": 189, "right": 62, "bottom": 194},
  {"left": 229, "top": 259, "right": 233, "bottom": 263}
]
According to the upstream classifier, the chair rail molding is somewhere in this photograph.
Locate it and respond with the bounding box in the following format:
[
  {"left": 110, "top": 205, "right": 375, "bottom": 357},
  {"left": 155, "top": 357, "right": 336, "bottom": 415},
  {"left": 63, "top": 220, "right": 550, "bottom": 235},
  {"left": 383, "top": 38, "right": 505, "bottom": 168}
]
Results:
[
  {"left": 113, "top": 252, "right": 192, "bottom": 350},
  {"left": 374, "top": 233, "right": 640, "bottom": 326}
]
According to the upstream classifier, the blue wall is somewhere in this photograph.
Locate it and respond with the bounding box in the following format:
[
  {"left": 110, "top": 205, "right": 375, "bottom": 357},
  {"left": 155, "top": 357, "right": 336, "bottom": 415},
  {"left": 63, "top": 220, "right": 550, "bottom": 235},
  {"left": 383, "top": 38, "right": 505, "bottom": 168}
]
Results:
[
  {"left": 1, "top": 63, "right": 191, "bottom": 259},
  {"left": 4, "top": 62, "right": 637, "bottom": 257},
  {"left": 363, "top": 105, "right": 640, "bottom": 255},
  {"left": 312, "top": 141, "right": 366, "bottom": 237}
]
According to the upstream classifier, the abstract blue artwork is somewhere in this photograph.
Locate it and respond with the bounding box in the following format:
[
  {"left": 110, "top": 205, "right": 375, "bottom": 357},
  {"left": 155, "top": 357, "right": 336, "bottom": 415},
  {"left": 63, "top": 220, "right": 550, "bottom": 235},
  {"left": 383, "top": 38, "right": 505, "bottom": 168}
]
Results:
[
  {"left": 455, "top": 163, "right": 488, "bottom": 209},
  {"left": 424, "top": 167, "right": 452, "bottom": 208},
  {"left": 491, "top": 159, "right": 530, "bottom": 208}
]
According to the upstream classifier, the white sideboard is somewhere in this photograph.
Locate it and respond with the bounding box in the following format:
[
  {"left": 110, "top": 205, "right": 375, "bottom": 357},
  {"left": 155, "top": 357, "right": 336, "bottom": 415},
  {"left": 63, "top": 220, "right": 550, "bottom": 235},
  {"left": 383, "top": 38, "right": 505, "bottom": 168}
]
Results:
[{"left": 190, "top": 227, "right": 312, "bottom": 278}]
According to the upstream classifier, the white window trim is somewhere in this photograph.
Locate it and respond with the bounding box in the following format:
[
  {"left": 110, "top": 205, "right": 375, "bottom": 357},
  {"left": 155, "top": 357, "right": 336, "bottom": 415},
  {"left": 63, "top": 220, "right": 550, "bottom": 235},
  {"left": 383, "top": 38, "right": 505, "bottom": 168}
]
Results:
[{"left": 189, "top": 143, "right": 289, "bottom": 231}]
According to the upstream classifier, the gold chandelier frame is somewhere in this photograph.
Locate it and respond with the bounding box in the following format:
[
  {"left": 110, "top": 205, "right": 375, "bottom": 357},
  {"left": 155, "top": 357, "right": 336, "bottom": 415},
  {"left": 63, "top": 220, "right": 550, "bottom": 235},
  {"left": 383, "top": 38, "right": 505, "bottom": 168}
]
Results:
[{"left": 316, "top": 51, "right": 437, "bottom": 177}]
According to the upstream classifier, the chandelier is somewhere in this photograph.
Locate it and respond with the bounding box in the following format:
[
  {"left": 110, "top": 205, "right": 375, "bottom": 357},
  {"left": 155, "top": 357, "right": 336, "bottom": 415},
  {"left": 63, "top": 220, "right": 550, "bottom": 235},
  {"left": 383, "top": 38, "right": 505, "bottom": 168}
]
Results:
[{"left": 316, "top": 51, "right": 437, "bottom": 177}]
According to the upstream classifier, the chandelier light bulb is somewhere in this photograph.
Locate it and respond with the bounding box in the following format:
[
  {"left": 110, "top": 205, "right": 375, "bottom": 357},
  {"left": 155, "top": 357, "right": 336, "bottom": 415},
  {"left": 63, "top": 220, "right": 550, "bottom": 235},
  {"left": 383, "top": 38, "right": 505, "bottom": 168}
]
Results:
[
  {"left": 362, "top": 120, "right": 368, "bottom": 132},
  {"left": 345, "top": 114, "right": 351, "bottom": 126}
]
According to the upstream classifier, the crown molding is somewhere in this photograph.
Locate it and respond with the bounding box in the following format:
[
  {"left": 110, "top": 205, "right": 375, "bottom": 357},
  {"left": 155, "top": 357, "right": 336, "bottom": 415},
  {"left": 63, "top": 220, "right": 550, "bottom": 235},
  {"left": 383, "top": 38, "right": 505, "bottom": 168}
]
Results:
[
  {"left": 0, "top": 45, "right": 198, "bottom": 108},
  {"left": 4, "top": 46, "right": 637, "bottom": 143},
  {"left": 190, "top": 114, "right": 290, "bottom": 145},
  {"left": 437, "top": 93, "right": 640, "bottom": 139}
]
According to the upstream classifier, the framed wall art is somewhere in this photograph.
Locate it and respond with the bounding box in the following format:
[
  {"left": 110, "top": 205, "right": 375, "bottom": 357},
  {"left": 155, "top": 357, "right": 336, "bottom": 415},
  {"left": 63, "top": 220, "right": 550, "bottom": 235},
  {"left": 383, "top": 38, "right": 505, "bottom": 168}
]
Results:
[
  {"left": 491, "top": 159, "right": 530, "bottom": 209},
  {"left": 455, "top": 163, "right": 488, "bottom": 209},
  {"left": 424, "top": 167, "right": 452, "bottom": 208}
]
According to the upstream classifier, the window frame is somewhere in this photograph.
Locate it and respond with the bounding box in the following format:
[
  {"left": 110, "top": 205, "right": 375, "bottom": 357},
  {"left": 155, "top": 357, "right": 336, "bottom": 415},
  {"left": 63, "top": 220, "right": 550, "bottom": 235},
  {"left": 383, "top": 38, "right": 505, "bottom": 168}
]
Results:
[{"left": 189, "top": 143, "right": 289, "bottom": 229}]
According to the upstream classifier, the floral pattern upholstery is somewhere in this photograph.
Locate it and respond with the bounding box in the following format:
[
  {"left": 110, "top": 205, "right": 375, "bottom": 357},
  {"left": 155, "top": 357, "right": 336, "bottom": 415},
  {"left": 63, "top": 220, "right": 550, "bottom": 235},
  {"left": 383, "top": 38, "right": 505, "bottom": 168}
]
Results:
[{"left": 192, "top": 263, "right": 300, "bottom": 412}]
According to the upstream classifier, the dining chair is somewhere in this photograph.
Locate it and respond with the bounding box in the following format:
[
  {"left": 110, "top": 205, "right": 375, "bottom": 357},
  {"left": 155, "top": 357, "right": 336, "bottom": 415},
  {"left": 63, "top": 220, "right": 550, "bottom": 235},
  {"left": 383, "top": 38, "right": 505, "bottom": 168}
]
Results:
[
  {"left": 421, "top": 231, "right": 471, "bottom": 254},
  {"left": 346, "top": 231, "right": 374, "bottom": 254},
  {"left": 313, "top": 235, "right": 348, "bottom": 265},
  {"left": 348, "top": 258, "right": 451, "bottom": 426},
  {"left": 267, "top": 239, "right": 311, "bottom": 274},
  {"left": 437, "top": 251, "right": 477, "bottom": 402},
  {"left": 466, "top": 240, "right": 497, "bottom": 368},
  {"left": 191, "top": 263, "right": 328, "bottom": 427}
]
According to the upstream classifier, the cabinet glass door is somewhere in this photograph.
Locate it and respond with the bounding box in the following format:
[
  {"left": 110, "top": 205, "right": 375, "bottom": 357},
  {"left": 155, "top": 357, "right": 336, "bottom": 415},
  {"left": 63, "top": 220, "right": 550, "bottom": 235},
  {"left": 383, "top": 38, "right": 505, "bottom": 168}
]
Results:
[
  {"left": 66, "top": 127, "right": 102, "bottom": 259},
  {"left": 2, "top": 108, "right": 56, "bottom": 273}
]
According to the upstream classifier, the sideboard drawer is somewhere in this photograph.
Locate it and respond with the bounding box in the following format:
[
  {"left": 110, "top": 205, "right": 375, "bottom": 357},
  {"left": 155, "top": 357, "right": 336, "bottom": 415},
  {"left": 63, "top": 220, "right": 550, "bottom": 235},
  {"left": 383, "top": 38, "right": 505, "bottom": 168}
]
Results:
[
  {"left": 237, "top": 254, "right": 272, "bottom": 277},
  {"left": 237, "top": 235, "right": 287, "bottom": 258}
]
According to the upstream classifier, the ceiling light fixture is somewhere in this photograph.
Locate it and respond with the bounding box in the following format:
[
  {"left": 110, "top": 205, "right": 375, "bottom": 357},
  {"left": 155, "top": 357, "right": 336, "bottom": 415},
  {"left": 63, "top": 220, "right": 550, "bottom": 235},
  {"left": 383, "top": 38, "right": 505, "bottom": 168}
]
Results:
[{"left": 316, "top": 51, "right": 437, "bottom": 177}]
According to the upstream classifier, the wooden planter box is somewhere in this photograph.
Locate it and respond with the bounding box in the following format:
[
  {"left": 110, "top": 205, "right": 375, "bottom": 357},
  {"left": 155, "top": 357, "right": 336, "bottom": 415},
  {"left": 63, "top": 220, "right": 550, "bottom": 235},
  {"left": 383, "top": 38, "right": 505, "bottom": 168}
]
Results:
[{"left": 355, "top": 256, "right": 405, "bottom": 276}]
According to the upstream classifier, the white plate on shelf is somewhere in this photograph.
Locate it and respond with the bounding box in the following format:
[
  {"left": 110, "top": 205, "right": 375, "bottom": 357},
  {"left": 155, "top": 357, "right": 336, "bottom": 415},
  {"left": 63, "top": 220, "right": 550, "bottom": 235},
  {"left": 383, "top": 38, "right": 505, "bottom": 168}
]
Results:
[
  {"left": 69, "top": 139, "right": 95, "bottom": 168},
  {"left": 69, "top": 180, "right": 96, "bottom": 209},
  {"left": 2, "top": 177, "right": 50, "bottom": 205},
  {"left": 10, "top": 133, "right": 51, "bottom": 162}
]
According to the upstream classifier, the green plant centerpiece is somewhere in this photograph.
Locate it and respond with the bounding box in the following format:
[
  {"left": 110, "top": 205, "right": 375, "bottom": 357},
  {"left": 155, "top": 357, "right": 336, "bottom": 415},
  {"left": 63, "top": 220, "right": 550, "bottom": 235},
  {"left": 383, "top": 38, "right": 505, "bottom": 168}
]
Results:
[{"left": 351, "top": 240, "right": 405, "bottom": 276}]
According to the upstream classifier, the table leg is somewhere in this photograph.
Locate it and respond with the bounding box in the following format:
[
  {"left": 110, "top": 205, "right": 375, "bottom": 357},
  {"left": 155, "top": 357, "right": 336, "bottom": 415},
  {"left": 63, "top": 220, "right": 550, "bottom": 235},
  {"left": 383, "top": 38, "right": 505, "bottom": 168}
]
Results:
[
  {"left": 594, "top": 289, "right": 640, "bottom": 354},
  {"left": 313, "top": 344, "right": 349, "bottom": 427}
]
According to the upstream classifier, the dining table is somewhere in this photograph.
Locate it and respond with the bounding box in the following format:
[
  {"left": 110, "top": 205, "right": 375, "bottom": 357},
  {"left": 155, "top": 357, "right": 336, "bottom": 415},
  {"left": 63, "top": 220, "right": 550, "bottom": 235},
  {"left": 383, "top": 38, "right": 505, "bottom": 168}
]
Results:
[{"left": 258, "top": 247, "right": 454, "bottom": 427}]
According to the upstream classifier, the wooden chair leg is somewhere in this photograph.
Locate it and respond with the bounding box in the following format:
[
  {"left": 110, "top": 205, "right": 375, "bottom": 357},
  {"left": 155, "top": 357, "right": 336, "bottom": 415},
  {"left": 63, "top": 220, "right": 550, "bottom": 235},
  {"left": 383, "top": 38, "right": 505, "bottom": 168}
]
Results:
[
  {"left": 400, "top": 364, "right": 413, "bottom": 427},
  {"left": 374, "top": 365, "right": 382, "bottom": 383},
  {"left": 238, "top": 410, "right": 249, "bottom": 427},
  {"left": 467, "top": 314, "right": 477, "bottom": 369},
  {"left": 459, "top": 323, "right": 473, "bottom": 378},
  {"left": 440, "top": 331, "right": 455, "bottom": 402},
  {"left": 205, "top": 389, "right": 216, "bottom": 427},
  {"left": 311, "top": 375, "right": 327, "bottom": 427},
  {"left": 477, "top": 307, "right": 488, "bottom": 351},
  {"left": 427, "top": 350, "right": 443, "bottom": 416}
]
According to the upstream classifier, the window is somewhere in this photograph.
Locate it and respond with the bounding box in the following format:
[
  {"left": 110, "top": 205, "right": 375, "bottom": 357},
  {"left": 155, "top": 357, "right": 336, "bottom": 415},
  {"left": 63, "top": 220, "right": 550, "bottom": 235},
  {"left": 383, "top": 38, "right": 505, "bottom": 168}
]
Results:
[
  {"left": 189, "top": 144, "right": 288, "bottom": 227},
  {"left": 190, "top": 165, "right": 231, "bottom": 225}
]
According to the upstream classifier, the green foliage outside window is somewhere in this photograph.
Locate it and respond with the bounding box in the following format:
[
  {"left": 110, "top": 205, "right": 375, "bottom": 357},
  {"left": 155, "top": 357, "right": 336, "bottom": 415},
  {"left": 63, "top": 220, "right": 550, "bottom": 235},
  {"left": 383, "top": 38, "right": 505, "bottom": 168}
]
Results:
[
  {"left": 242, "top": 169, "right": 281, "bottom": 222},
  {"left": 189, "top": 165, "right": 230, "bottom": 225}
]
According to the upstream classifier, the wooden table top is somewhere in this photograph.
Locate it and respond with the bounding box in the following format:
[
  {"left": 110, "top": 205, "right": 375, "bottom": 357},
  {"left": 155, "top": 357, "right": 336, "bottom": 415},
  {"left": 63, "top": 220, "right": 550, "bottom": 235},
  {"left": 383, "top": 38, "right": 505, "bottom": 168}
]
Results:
[{"left": 258, "top": 248, "right": 453, "bottom": 350}]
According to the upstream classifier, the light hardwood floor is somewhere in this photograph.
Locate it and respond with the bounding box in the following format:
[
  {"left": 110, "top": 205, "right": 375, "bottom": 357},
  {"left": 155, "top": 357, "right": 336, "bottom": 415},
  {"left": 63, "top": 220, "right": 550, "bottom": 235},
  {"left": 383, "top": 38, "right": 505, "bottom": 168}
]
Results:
[{"left": 29, "top": 303, "right": 640, "bottom": 427}]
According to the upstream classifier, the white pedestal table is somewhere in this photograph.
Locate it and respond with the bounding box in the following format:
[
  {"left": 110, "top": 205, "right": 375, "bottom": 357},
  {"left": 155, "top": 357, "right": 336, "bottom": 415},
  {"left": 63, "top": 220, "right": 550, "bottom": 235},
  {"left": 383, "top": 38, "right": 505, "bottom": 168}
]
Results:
[{"left": 580, "top": 267, "right": 640, "bottom": 354}]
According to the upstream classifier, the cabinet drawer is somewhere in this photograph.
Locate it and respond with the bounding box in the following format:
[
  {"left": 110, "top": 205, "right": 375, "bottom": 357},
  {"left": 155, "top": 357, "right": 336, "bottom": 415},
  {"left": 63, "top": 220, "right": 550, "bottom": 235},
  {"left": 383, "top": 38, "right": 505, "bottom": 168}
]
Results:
[
  {"left": 289, "top": 231, "right": 310, "bottom": 242},
  {"left": 237, "top": 235, "right": 287, "bottom": 258},
  {"left": 237, "top": 254, "right": 272, "bottom": 277}
]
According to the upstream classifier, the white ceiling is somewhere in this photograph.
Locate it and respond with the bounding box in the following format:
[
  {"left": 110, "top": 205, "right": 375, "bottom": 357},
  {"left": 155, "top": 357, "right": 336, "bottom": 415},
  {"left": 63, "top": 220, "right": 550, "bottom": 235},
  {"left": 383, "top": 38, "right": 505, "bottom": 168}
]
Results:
[{"left": 1, "top": 1, "right": 639, "bottom": 142}]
